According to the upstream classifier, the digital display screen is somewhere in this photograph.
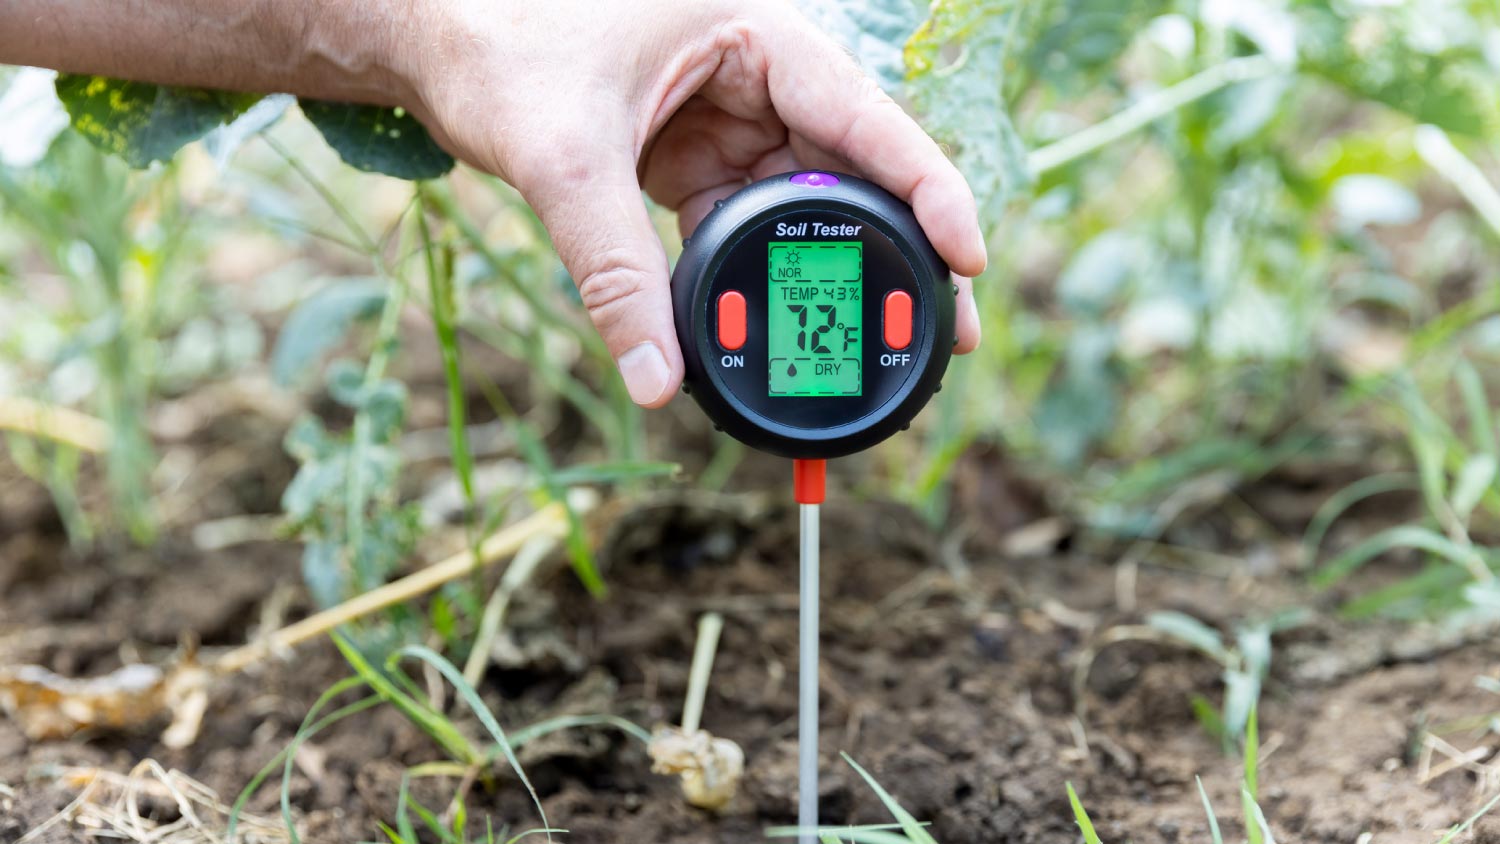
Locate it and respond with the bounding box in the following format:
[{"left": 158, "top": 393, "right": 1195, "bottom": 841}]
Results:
[{"left": 768, "top": 242, "right": 862, "bottom": 396}]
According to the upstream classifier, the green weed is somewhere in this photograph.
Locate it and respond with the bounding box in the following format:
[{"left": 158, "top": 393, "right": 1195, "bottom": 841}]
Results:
[
  {"left": 1309, "top": 360, "right": 1500, "bottom": 616},
  {"left": 764, "top": 753, "right": 937, "bottom": 844}
]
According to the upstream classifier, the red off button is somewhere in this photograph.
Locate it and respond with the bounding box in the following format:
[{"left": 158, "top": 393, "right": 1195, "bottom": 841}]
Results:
[
  {"left": 717, "top": 290, "right": 746, "bottom": 351},
  {"left": 883, "top": 290, "right": 913, "bottom": 350}
]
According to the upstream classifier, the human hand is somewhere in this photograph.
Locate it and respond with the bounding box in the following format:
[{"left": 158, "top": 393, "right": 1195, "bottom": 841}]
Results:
[{"left": 393, "top": 0, "right": 987, "bottom": 407}]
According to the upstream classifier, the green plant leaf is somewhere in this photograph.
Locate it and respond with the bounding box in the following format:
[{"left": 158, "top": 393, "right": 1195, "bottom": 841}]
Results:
[
  {"left": 1222, "top": 669, "right": 1261, "bottom": 742},
  {"left": 332, "top": 633, "right": 480, "bottom": 764},
  {"left": 1457, "top": 359, "right": 1498, "bottom": 458},
  {"left": 395, "top": 773, "right": 419, "bottom": 844},
  {"left": 1436, "top": 788, "right": 1500, "bottom": 843},
  {"left": 417, "top": 196, "right": 476, "bottom": 516},
  {"left": 1243, "top": 706, "right": 1260, "bottom": 800},
  {"left": 1026, "top": 0, "right": 1170, "bottom": 89},
  {"left": 1065, "top": 782, "right": 1105, "bottom": 844},
  {"left": 1298, "top": 6, "right": 1499, "bottom": 137},
  {"left": 1338, "top": 562, "right": 1470, "bottom": 619},
  {"left": 506, "top": 831, "right": 569, "bottom": 844},
  {"left": 546, "top": 460, "right": 681, "bottom": 487},
  {"left": 300, "top": 540, "right": 347, "bottom": 610},
  {"left": 507, "top": 713, "right": 652, "bottom": 748},
  {"left": 272, "top": 278, "right": 387, "bottom": 386},
  {"left": 804, "top": 0, "right": 926, "bottom": 91},
  {"left": 203, "top": 92, "right": 293, "bottom": 167},
  {"left": 904, "top": 0, "right": 1031, "bottom": 226},
  {"left": 53, "top": 74, "right": 261, "bottom": 167},
  {"left": 228, "top": 676, "right": 380, "bottom": 843},
  {"left": 300, "top": 100, "right": 454, "bottom": 180},
  {"left": 1313, "top": 525, "right": 1489, "bottom": 587},
  {"left": 1451, "top": 454, "right": 1497, "bottom": 522},
  {"left": 1196, "top": 777, "right": 1224, "bottom": 844},
  {"left": 765, "top": 823, "right": 916, "bottom": 843},
  {"left": 1301, "top": 472, "right": 1418, "bottom": 568},
  {"left": 1190, "top": 693, "right": 1228, "bottom": 746},
  {"left": 841, "top": 753, "right": 939, "bottom": 844},
  {"left": 393, "top": 645, "right": 549, "bottom": 839},
  {"left": 1146, "top": 611, "right": 1229, "bottom": 662},
  {"left": 1242, "top": 787, "right": 1275, "bottom": 844}
]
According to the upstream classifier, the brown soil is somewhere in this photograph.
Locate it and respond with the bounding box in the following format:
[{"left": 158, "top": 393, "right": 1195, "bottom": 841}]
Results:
[{"left": 4, "top": 447, "right": 1500, "bottom": 843}]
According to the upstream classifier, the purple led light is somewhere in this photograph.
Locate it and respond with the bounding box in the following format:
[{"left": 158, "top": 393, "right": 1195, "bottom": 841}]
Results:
[{"left": 789, "top": 172, "right": 840, "bottom": 188}]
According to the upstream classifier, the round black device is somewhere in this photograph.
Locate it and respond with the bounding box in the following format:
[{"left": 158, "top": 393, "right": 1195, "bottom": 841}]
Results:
[{"left": 672, "top": 171, "right": 955, "bottom": 459}]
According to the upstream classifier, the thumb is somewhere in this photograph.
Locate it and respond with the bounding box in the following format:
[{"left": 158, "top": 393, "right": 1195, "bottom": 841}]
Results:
[{"left": 519, "top": 155, "right": 683, "bottom": 409}]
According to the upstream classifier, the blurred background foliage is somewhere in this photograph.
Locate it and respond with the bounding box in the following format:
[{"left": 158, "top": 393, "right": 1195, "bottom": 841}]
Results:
[{"left": 1, "top": 0, "right": 1499, "bottom": 628}]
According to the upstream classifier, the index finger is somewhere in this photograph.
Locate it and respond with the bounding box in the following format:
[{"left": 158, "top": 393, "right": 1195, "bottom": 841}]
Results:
[{"left": 761, "top": 14, "right": 988, "bottom": 278}]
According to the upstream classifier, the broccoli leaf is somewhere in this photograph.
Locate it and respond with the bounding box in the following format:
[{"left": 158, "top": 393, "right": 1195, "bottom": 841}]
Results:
[{"left": 54, "top": 74, "right": 261, "bottom": 167}]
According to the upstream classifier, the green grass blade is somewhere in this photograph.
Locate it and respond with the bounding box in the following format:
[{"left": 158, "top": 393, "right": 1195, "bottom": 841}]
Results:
[
  {"left": 1301, "top": 472, "right": 1416, "bottom": 567},
  {"left": 496, "top": 390, "right": 607, "bottom": 598},
  {"left": 228, "top": 676, "right": 379, "bottom": 843},
  {"left": 1436, "top": 789, "right": 1500, "bottom": 843},
  {"left": 505, "top": 830, "right": 569, "bottom": 844},
  {"left": 1065, "top": 782, "right": 1105, "bottom": 844},
  {"left": 1243, "top": 706, "right": 1259, "bottom": 800},
  {"left": 1189, "top": 693, "right": 1228, "bottom": 748},
  {"left": 1242, "top": 788, "right": 1275, "bottom": 844},
  {"left": 1195, "top": 777, "right": 1223, "bottom": 844},
  {"left": 332, "top": 633, "right": 479, "bottom": 763},
  {"left": 1311, "top": 525, "right": 1485, "bottom": 588},
  {"left": 395, "top": 773, "right": 419, "bottom": 844},
  {"left": 404, "top": 791, "right": 455, "bottom": 844},
  {"left": 766, "top": 825, "right": 916, "bottom": 843},
  {"left": 1452, "top": 454, "right": 1497, "bottom": 522},
  {"left": 507, "top": 713, "right": 653, "bottom": 748},
  {"left": 394, "top": 645, "right": 550, "bottom": 840},
  {"left": 1456, "top": 359, "right": 1497, "bottom": 458},
  {"left": 1145, "top": 611, "right": 1229, "bottom": 662},
  {"left": 417, "top": 188, "right": 476, "bottom": 514},
  {"left": 841, "top": 753, "right": 938, "bottom": 844},
  {"left": 546, "top": 461, "right": 680, "bottom": 487},
  {"left": 1338, "top": 562, "right": 1471, "bottom": 618}
]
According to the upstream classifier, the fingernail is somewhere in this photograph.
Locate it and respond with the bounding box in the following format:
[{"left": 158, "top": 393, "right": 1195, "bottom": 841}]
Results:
[
  {"left": 957, "top": 282, "right": 982, "bottom": 353},
  {"left": 617, "top": 342, "right": 670, "bottom": 406},
  {"left": 974, "top": 229, "right": 989, "bottom": 271}
]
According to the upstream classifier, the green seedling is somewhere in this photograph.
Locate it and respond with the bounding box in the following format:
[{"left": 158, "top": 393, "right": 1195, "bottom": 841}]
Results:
[
  {"left": 231, "top": 638, "right": 650, "bottom": 844},
  {"left": 1309, "top": 362, "right": 1500, "bottom": 617},
  {"left": 1073, "top": 721, "right": 1273, "bottom": 844},
  {"left": 1083, "top": 610, "right": 1303, "bottom": 748},
  {"left": 765, "top": 754, "right": 936, "bottom": 844},
  {"left": 0, "top": 132, "right": 213, "bottom": 543},
  {"left": 1065, "top": 782, "right": 1103, "bottom": 844},
  {"left": 377, "top": 771, "right": 567, "bottom": 844}
]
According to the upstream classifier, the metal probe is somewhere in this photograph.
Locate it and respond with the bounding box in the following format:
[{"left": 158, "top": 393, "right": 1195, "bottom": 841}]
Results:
[{"left": 798, "top": 500, "right": 820, "bottom": 844}]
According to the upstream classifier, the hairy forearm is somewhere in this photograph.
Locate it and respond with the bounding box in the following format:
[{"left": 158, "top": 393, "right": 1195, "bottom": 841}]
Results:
[{"left": 0, "top": 0, "right": 415, "bottom": 105}]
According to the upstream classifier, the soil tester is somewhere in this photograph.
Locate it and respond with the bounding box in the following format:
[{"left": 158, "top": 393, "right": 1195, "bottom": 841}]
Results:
[{"left": 672, "top": 171, "right": 956, "bottom": 841}]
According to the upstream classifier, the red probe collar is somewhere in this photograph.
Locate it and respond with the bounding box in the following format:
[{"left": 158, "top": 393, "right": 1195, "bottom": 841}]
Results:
[{"left": 793, "top": 459, "right": 826, "bottom": 505}]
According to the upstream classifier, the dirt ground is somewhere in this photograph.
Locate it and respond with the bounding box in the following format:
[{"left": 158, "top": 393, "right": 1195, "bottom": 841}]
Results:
[{"left": 5, "top": 430, "right": 1500, "bottom": 844}]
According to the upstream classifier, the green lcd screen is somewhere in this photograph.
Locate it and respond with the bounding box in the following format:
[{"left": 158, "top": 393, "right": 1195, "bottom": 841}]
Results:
[{"left": 768, "top": 242, "right": 862, "bottom": 396}]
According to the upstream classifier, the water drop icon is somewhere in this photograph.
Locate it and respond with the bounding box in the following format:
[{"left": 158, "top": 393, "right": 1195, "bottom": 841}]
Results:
[{"left": 787, "top": 362, "right": 798, "bottom": 377}]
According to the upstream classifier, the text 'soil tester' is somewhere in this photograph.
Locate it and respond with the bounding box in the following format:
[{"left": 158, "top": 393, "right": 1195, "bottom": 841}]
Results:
[{"left": 672, "top": 171, "right": 957, "bottom": 842}]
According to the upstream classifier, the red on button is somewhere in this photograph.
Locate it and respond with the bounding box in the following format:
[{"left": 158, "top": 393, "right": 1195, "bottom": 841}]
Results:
[
  {"left": 717, "top": 290, "right": 747, "bottom": 351},
  {"left": 883, "top": 290, "right": 913, "bottom": 350}
]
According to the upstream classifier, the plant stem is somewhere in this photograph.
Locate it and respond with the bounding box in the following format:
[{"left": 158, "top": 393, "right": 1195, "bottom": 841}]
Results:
[
  {"left": 461, "top": 534, "right": 561, "bottom": 686},
  {"left": 1028, "top": 55, "right": 1283, "bottom": 176},
  {"left": 215, "top": 503, "right": 568, "bottom": 674},
  {"left": 1415, "top": 125, "right": 1500, "bottom": 239},
  {"left": 262, "top": 134, "right": 380, "bottom": 256},
  {"left": 681, "top": 612, "right": 725, "bottom": 735},
  {"left": 0, "top": 397, "right": 111, "bottom": 453}
]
